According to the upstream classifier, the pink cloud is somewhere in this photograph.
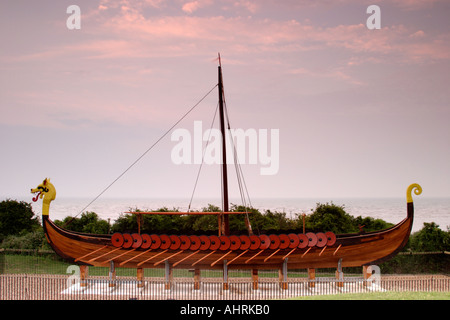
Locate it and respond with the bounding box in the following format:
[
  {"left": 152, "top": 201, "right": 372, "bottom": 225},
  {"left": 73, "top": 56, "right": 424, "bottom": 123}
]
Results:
[
  {"left": 288, "top": 66, "right": 363, "bottom": 86},
  {"left": 7, "top": 10, "right": 447, "bottom": 68},
  {"left": 181, "top": 1, "right": 215, "bottom": 14},
  {"left": 5, "top": 2, "right": 448, "bottom": 75},
  {"left": 9, "top": 13, "right": 448, "bottom": 68},
  {"left": 391, "top": 0, "right": 443, "bottom": 10},
  {"left": 233, "top": 0, "right": 259, "bottom": 14},
  {"left": 92, "top": 5, "right": 447, "bottom": 63},
  {"left": 3, "top": 0, "right": 448, "bottom": 134},
  {"left": 182, "top": 1, "right": 200, "bottom": 14}
]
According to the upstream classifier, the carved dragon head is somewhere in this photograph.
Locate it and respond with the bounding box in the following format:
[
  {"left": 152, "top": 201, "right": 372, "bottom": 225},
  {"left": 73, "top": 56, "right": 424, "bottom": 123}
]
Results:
[{"left": 31, "top": 178, "right": 56, "bottom": 215}]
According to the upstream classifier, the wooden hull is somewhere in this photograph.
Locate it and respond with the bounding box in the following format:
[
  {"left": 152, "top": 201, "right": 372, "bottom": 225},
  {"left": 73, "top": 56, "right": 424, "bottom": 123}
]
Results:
[{"left": 43, "top": 202, "right": 414, "bottom": 270}]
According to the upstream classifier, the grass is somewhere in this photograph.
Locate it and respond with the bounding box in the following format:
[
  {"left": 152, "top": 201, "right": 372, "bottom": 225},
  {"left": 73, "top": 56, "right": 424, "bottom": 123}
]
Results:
[
  {"left": 3, "top": 253, "right": 70, "bottom": 275},
  {"left": 2, "top": 253, "right": 335, "bottom": 278},
  {"left": 291, "top": 291, "right": 450, "bottom": 300}
]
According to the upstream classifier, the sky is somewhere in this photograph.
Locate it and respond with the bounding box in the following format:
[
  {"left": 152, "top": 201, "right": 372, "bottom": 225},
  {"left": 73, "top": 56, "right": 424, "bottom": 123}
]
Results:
[{"left": 1, "top": 0, "right": 449, "bottom": 202}]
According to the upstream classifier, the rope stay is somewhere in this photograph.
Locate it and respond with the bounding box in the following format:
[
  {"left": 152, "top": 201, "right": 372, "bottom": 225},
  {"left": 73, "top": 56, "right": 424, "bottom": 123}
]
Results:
[
  {"left": 222, "top": 97, "right": 255, "bottom": 235},
  {"left": 69, "top": 84, "right": 218, "bottom": 224},
  {"left": 187, "top": 102, "right": 220, "bottom": 212},
  {"left": 184, "top": 79, "right": 254, "bottom": 235},
  {"left": 69, "top": 75, "right": 254, "bottom": 236}
]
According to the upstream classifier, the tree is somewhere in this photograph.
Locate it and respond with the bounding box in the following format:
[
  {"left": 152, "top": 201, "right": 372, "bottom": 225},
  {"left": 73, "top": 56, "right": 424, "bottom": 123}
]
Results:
[
  {"left": 55, "top": 212, "right": 110, "bottom": 234},
  {"left": 79, "top": 212, "right": 110, "bottom": 234},
  {"left": 181, "top": 205, "right": 218, "bottom": 233},
  {"left": 352, "top": 216, "right": 394, "bottom": 232},
  {"left": 0, "top": 230, "right": 48, "bottom": 250},
  {"left": 111, "top": 213, "right": 138, "bottom": 234},
  {"left": 408, "top": 222, "right": 450, "bottom": 252},
  {"left": 305, "top": 202, "right": 357, "bottom": 234},
  {"left": 0, "top": 199, "right": 41, "bottom": 241},
  {"left": 112, "top": 207, "right": 185, "bottom": 234}
]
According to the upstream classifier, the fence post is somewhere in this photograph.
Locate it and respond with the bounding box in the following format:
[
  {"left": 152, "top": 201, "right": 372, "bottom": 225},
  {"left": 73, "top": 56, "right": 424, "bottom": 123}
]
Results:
[
  {"left": 279, "top": 258, "right": 288, "bottom": 290},
  {"left": 164, "top": 260, "right": 172, "bottom": 290},
  {"left": 80, "top": 265, "right": 88, "bottom": 287},
  {"left": 223, "top": 260, "right": 229, "bottom": 290},
  {"left": 363, "top": 265, "right": 371, "bottom": 287},
  {"left": 307, "top": 268, "right": 315, "bottom": 288},
  {"left": 137, "top": 267, "right": 145, "bottom": 288},
  {"left": 193, "top": 268, "right": 201, "bottom": 290},
  {"left": 0, "top": 248, "right": 4, "bottom": 274},
  {"left": 252, "top": 269, "right": 259, "bottom": 290},
  {"left": 109, "top": 261, "right": 116, "bottom": 288},
  {"left": 336, "top": 258, "right": 344, "bottom": 287}
]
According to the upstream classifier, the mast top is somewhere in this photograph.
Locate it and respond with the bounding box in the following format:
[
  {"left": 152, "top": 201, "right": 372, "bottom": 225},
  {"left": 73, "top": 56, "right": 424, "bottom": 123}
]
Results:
[{"left": 218, "top": 53, "right": 222, "bottom": 67}]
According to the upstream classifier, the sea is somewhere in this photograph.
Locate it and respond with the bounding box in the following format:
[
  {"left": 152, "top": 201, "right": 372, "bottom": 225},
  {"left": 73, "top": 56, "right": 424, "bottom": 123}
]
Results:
[{"left": 21, "top": 196, "right": 450, "bottom": 233}]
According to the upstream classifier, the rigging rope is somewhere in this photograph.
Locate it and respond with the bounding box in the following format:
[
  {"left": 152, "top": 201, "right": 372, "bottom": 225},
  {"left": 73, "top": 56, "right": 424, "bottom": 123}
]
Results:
[
  {"left": 187, "top": 102, "right": 220, "bottom": 212},
  {"left": 185, "top": 79, "right": 254, "bottom": 235},
  {"left": 222, "top": 96, "right": 255, "bottom": 235},
  {"left": 65, "top": 84, "right": 218, "bottom": 226}
]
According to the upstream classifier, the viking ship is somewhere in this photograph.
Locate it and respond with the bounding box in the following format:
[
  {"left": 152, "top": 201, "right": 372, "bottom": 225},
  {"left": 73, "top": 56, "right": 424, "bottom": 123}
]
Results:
[{"left": 31, "top": 57, "right": 422, "bottom": 285}]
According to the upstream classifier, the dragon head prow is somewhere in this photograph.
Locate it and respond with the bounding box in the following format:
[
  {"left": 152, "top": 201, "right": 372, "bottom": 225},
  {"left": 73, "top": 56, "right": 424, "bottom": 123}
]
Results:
[{"left": 31, "top": 178, "right": 56, "bottom": 215}]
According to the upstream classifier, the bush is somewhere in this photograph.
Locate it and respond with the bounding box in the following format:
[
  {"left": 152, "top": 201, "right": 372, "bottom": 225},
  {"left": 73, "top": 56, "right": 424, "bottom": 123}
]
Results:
[
  {"left": 380, "top": 253, "right": 450, "bottom": 274},
  {"left": 54, "top": 212, "right": 110, "bottom": 234},
  {"left": 305, "top": 202, "right": 357, "bottom": 234},
  {"left": 0, "top": 230, "right": 49, "bottom": 250},
  {"left": 5, "top": 197, "right": 448, "bottom": 256},
  {"left": 408, "top": 222, "right": 450, "bottom": 252},
  {"left": 110, "top": 202, "right": 404, "bottom": 236},
  {"left": 0, "top": 199, "right": 41, "bottom": 241},
  {"left": 352, "top": 216, "right": 394, "bottom": 232},
  {"left": 112, "top": 207, "right": 185, "bottom": 234}
]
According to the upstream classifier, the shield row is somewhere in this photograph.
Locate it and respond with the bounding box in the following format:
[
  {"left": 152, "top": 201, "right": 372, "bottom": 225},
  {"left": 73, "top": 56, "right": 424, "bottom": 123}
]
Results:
[{"left": 111, "top": 232, "right": 336, "bottom": 251}]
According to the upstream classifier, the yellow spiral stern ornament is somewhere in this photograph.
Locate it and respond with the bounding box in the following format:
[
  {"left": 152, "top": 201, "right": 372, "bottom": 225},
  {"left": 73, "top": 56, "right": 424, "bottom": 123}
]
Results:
[{"left": 406, "top": 183, "right": 422, "bottom": 203}]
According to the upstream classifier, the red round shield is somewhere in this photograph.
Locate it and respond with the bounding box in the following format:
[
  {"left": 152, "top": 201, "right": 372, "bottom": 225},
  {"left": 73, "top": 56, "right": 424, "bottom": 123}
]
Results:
[
  {"left": 268, "top": 234, "right": 280, "bottom": 250},
  {"left": 315, "top": 232, "right": 327, "bottom": 248},
  {"left": 297, "top": 234, "right": 308, "bottom": 249},
  {"left": 111, "top": 233, "right": 124, "bottom": 248},
  {"left": 159, "top": 234, "right": 171, "bottom": 250},
  {"left": 278, "top": 234, "right": 290, "bottom": 249},
  {"left": 325, "top": 231, "right": 337, "bottom": 246},
  {"left": 209, "top": 235, "right": 220, "bottom": 250},
  {"left": 287, "top": 233, "right": 299, "bottom": 249},
  {"left": 179, "top": 235, "right": 191, "bottom": 250},
  {"left": 169, "top": 235, "right": 181, "bottom": 250},
  {"left": 219, "top": 235, "right": 231, "bottom": 250},
  {"left": 131, "top": 233, "right": 143, "bottom": 249},
  {"left": 122, "top": 233, "right": 133, "bottom": 249},
  {"left": 189, "top": 235, "right": 201, "bottom": 251},
  {"left": 229, "top": 235, "right": 241, "bottom": 250},
  {"left": 198, "top": 235, "right": 210, "bottom": 250},
  {"left": 249, "top": 235, "right": 261, "bottom": 250},
  {"left": 259, "top": 234, "right": 270, "bottom": 250},
  {"left": 306, "top": 232, "right": 318, "bottom": 247},
  {"left": 150, "top": 234, "right": 161, "bottom": 249},
  {"left": 141, "top": 234, "right": 151, "bottom": 249},
  {"left": 239, "top": 235, "right": 251, "bottom": 250}
]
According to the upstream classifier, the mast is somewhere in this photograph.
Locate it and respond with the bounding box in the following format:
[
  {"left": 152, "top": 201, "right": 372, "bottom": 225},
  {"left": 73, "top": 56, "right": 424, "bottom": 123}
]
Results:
[{"left": 218, "top": 54, "right": 230, "bottom": 236}]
